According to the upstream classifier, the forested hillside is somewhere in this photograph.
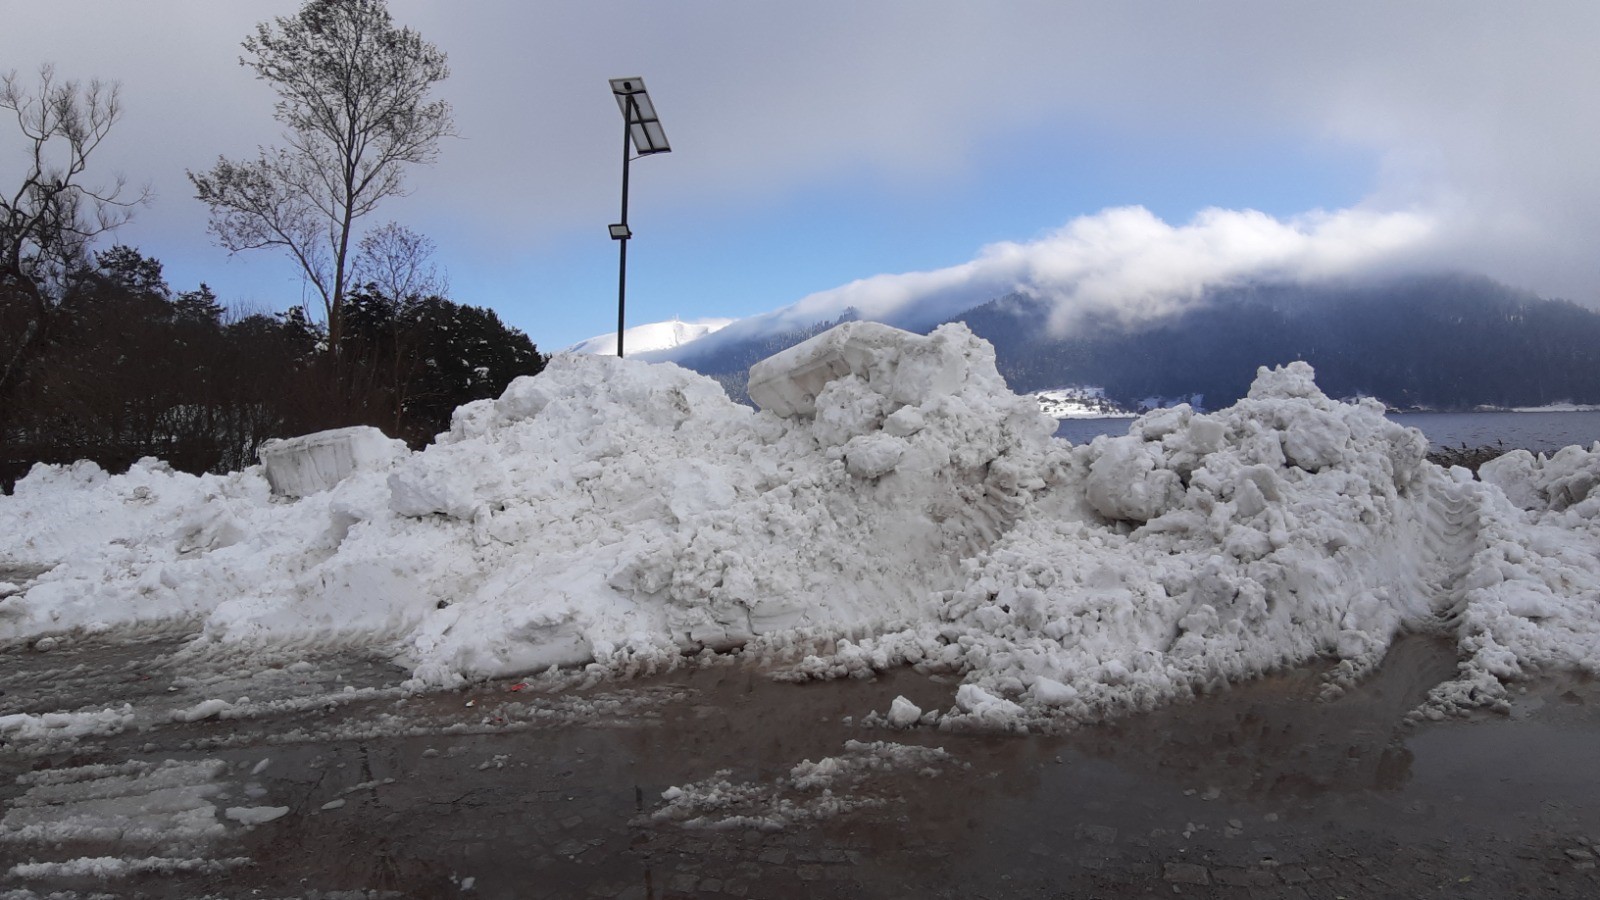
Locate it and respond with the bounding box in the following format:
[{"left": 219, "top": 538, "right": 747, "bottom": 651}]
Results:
[
  {"left": 960, "top": 274, "right": 1600, "bottom": 409},
  {"left": 657, "top": 273, "right": 1600, "bottom": 412}
]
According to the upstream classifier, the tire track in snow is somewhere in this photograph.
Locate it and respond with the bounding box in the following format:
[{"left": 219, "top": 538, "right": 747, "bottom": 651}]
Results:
[{"left": 1417, "top": 478, "right": 1489, "bottom": 627}]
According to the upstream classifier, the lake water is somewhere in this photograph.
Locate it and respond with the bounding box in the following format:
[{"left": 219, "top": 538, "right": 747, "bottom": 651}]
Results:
[{"left": 1055, "top": 409, "right": 1600, "bottom": 453}]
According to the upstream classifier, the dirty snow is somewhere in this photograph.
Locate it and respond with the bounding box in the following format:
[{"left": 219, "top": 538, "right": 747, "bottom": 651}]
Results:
[
  {"left": 1, "top": 759, "right": 228, "bottom": 846},
  {"left": 7, "top": 854, "right": 248, "bottom": 879},
  {"left": 0, "top": 707, "right": 134, "bottom": 745},
  {"left": 3, "top": 322, "right": 1599, "bottom": 731},
  {"left": 649, "top": 739, "right": 959, "bottom": 830}
]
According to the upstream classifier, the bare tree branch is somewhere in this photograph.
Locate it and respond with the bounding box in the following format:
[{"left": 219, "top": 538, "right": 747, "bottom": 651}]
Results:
[
  {"left": 353, "top": 220, "right": 446, "bottom": 304},
  {"left": 1, "top": 63, "right": 149, "bottom": 397}
]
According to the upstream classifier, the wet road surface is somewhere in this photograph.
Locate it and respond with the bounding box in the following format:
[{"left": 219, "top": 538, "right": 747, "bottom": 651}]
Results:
[{"left": 1, "top": 628, "right": 1598, "bottom": 899}]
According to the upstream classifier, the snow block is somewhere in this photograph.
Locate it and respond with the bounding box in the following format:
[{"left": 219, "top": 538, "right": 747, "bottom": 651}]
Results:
[
  {"left": 746, "top": 321, "right": 914, "bottom": 418},
  {"left": 258, "top": 426, "right": 408, "bottom": 498}
]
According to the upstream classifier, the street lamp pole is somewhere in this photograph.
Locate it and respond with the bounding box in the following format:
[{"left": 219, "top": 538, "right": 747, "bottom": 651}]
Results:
[
  {"left": 616, "top": 95, "right": 633, "bottom": 357},
  {"left": 608, "top": 78, "right": 671, "bottom": 359}
]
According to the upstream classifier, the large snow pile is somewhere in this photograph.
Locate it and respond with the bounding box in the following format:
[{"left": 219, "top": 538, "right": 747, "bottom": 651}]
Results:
[{"left": 3, "top": 322, "right": 1598, "bottom": 728}]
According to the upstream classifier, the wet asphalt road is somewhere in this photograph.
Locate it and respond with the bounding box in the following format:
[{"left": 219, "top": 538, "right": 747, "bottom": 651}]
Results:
[{"left": 1, "top": 625, "right": 1598, "bottom": 900}]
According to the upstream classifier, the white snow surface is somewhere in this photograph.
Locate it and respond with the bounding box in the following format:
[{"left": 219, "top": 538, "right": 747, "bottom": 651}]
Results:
[
  {"left": 223, "top": 805, "right": 289, "bottom": 825},
  {"left": 1, "top": 759, "right": 228, "bottom": 847},
  {"left": 1034, "top": 386, "right": 1137, "bottom": 420},
  {"left": 0, "top": 706, "right": 134, "bottom": 743},
  {"left": 3, "top": 323, "right": 1599, "bottom": 727},
  {"left": 1508, "top": 402, "right": 1600, "bottom": 413},
  {"left": 8, "top": 854, "right": 248, "bottom": 879},
  {"left": 564, "top": 317, "right": 734, "bottom": 356}
]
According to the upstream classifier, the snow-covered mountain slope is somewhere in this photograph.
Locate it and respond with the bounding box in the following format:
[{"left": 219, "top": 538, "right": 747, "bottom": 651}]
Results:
[
  {"left": 564, "top": 318, "right": 734, "bottom": 356},
  {"left": 1034, "top": 386, "right": 1136, "bottom": 420}
]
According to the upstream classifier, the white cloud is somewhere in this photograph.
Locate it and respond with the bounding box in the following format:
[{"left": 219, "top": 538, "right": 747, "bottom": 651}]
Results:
[
  {"left": 771, "top": 204, "right": 1439, "bottom": 336},
  {"left": 4, "top": 2, "right": 1598, "bottom": 330}
]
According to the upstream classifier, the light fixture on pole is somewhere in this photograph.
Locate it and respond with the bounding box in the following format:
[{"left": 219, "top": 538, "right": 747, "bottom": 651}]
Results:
[{"left": 608, "top": 77, "right": 671, "bottom": 358}]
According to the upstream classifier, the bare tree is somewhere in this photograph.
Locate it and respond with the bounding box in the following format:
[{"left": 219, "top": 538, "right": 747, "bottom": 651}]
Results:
[
  {"left": 353, "top": 220, "right": 447, "bottom": 304},
  {"left": 188, "top": 0, "right": 454, "bottom": 364},
  {"left": 1, "top": 64, "right": 146, "bottom": 396},
  {"left": 347, "top": 221, "right": 445, "bottom": 434}
]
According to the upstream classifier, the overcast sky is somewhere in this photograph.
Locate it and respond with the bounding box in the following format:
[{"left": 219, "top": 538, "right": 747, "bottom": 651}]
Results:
[{"left": 4, "top": 2, "right": 1598, "bottom": 349}]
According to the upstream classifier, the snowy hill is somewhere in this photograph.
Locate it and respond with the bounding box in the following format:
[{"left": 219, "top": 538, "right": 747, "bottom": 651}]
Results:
[
  {"left": 564, "top": 318, "right": 734, "bottom": 356},
  {"left": 1033, "top": 386, "right": 1136, "bottom": 420}
]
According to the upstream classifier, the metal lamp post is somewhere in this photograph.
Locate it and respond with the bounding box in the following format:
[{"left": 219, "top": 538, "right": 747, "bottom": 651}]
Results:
[{"left": 608, "top": 77, "right": 671, "bottom": 357}]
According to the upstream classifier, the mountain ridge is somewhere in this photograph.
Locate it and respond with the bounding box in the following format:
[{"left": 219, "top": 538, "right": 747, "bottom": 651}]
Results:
[{"left": 644, "top": 272, "right": 1600, "bottom": 410}]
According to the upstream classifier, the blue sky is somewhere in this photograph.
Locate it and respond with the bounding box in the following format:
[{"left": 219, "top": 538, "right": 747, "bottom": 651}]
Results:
[
  {"left": 4, "top": 2, "right": 1597, "bottom": 350},
  {"left": 480, "top": 124, "right": 1379, "bottom": 346}
]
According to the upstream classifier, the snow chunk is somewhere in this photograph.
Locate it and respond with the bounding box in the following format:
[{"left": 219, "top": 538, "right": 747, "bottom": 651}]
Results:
[
  {"left": 1479, "top": 450, "right": 1545, "bottom": 510},
  {"left": 748, "top": 321, "right": 911, "bottom": 418},
  {"left": 258, "top": 426, "right": 408, "bottom": 498},
  {"left": 747, "top": 321, "right": 1008, "bottom": 420},
  {"left": 1084, "top": 437, "right": 1184, "bottom": 523},
  {"left": 886, "top": 695, "right": 923, "bottom": 728},
  {"left": 1482, "top": 444, "right": 1600, "bottom": 512},
  {"left": 950, "top": 684, "right": 1027, "bottom": 730},
  {"left": 1246, "top": 359, "right": 1324, "bottom": 400},
  {"left": 1029, "top": 677, "right": 1079, "bottom": 706},
  {"left": 170, "top": 698, "right": 231, "bottom": 723},
  {"left": 223, "top": 805, "right": 290, "bottom": 825},
  {"left": 844, "top": 433, "right": 908, "bottom": 479}
]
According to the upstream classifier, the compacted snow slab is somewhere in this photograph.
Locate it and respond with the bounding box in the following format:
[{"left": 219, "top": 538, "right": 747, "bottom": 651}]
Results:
[
  {"left": 3, "top": 323, "right": 1600, "bottom": 730},
  {"left": 257, "top": 426, "right": 407, "bottom": 498},
  {"left": 747, "top": 321, "right": 921, "bottom": 418}
]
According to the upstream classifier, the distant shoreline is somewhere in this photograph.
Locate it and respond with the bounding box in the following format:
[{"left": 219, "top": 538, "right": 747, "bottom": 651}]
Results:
[
  {"left": 1388, "top": 404, "right": 1600, "bottom": 414},
  {"left": 1425, "top": 445, "right": 1514, "bottom": 472}
]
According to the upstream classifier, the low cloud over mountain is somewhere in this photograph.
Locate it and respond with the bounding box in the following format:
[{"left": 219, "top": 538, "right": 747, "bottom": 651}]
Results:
[{"left": 774, "top": 205, "right": 1438, "bottom": 338}]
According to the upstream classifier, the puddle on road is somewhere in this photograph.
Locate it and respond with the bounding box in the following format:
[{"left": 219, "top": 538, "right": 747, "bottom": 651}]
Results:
[{"left": 4, "top": 635, "right": 1599, "bottom": 899}]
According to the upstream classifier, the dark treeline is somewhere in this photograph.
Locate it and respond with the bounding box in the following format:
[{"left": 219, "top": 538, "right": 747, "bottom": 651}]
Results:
[{"left": 1, "top": 246, "right": 545, "bottom": 491}]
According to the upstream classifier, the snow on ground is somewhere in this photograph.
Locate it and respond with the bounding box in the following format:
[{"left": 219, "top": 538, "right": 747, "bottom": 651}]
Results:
[
  {"left": 1, "top": 759, "right": 228, "bottom": 846},
  {"left": 0, "top": 758, "right": 256, "bottom": 882},
  {"left": 1509, "top": 402, "right": 1600, "bottom": 413},
  {"left": 0, "top": 706, "right": 135, "bottom": 751},
  {"left": 563, "top": 317, "right": 735, "bottom": 356},
  {"left": 3, "top": 322, "right": 1599, "bottom": 731}
]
